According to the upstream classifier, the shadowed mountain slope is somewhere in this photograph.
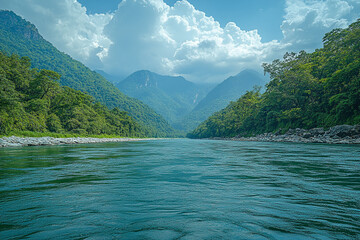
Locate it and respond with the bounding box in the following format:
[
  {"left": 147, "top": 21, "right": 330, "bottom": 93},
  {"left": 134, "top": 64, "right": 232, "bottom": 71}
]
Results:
[
  {"left": 117, "top": 70, "right": 210, "bottom": 126},
  {"left": 178, "top": 69, "right": 267, "bottom": 132},
  {"left": 0, "top": 10, "right": 175, "bottom": 137}
]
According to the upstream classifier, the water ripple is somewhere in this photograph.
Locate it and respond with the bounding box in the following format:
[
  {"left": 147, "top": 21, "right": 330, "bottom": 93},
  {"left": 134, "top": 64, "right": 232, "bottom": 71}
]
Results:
[{"left": 0, "top": 139, "right": 359, "bottom": 239}]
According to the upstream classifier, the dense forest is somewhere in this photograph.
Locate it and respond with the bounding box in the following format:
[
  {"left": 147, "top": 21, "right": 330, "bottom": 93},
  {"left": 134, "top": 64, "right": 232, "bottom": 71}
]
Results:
[
  {"left": 188, "top": 19, "right": 360, "bottom": 138},
  {"left": 0, "top": 10, "right": 175, "bottom": 137},
  {"left": 0, "top": 52, "right": 144, "bottom": 137}
]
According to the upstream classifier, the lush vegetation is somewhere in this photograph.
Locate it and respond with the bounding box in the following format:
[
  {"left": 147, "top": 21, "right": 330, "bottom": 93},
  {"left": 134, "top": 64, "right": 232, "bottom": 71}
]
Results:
[
  {"left": 0, "top": 52, "right": 144, "bottom": 137},
  {"left": 188, "top": 19, "right": 360, "bottom": 138},
  {"left": 117, "top": 70, "right": 209, "bottom": 129},
  {"left": 178, "top": 70, "right": 266, "bottom": 132},
  {"left": 0, "top": 10, "right": 175, "bottom": 137}
]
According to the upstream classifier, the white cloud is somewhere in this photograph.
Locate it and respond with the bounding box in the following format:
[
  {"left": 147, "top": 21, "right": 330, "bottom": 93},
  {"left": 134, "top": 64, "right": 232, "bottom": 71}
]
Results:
[
  {"left": 0, "top": 0, "right": 113, "bottom": 68},
  {"left": 281, "top": 0, "right": 360, "bottom": 52},
  {"left": 102, "top": 0, "right": 174, "bottom": 77},
  {"left": 101, "top": 0, "right": 282, "bottom": 82},
  {"left": 1, "top": 0, "right": 359, "bottom": 82}
]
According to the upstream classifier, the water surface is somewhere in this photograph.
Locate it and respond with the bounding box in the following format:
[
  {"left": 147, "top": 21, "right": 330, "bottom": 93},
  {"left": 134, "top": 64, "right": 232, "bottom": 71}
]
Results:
[{"left": 0, "top": 139, "right": 359, "bottom": 239}]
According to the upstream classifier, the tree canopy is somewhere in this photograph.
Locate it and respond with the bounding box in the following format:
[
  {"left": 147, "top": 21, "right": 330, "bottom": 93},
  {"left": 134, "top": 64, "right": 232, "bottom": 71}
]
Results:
[
  {"left": 0, "top": 52, "right": 144, "bottom": 137},
  {"left": 0, "top": 10, "right": 176, "bottom": 137},
  {"left": 188, "top": 19, "right": 360, "bottom": 138}
]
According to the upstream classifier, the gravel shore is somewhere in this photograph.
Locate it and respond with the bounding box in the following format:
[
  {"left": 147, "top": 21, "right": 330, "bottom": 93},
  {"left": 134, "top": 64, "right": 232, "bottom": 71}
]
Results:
[
  {"left": 218, "top": 125, "right": 360, "bottom": 144},
  {"left": 0, "top": 136, "right": 152, "bottom": 148}
]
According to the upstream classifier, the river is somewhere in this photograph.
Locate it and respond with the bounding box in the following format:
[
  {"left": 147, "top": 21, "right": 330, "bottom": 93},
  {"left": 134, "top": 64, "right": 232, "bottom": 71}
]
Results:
[{"left": 0, "top": 139, "right": 359, "bottom": 239}]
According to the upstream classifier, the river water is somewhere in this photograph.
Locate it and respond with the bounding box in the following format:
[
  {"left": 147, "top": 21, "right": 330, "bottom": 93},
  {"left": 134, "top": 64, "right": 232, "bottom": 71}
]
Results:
[{"left": 0, "top": 139, "right": 359, "bottom": 239}]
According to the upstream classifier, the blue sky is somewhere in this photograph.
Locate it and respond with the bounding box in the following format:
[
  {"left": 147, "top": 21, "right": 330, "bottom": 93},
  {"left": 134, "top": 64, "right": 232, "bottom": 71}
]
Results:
[
  {"left": 78, "top": 0, "right": 285, "bottom": 42},
  {"left": 1, "top": 0, "right": 359, "bottom": 82}
]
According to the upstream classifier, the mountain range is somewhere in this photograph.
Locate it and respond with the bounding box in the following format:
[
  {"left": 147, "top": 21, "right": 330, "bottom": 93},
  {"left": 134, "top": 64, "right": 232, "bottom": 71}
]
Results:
[
  {"left": 177, "top": 69, "right": 267, "bottom": 131},
  {"left": 0, "top": 10, "right": 269, "bottom": 136},
  {"left": 112, "top": 69, "right": 267, "bottom": 132},
  {"left": 116, "top": 70, "right": 211, "bottom": 126},
  {"left": 0, "top": 10, "right": 175, "bottom": 137}
]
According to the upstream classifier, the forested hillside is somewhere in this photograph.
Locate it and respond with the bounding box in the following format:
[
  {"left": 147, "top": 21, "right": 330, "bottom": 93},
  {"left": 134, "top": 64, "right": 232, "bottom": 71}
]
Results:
[
  {"left": 0, "top": 10, "right": 175, "bottom": 137},
  {"left": 0, "top": 52, "right": 143, "bottom": 137},
  {"left": 188, "top": 19, "right": 360, "bottom": 138},
  {"left": 178, "top": 70, "right": 266, "bottom": 132},
  {"left": 117, "top": 70, "right": 208, "bottom": 126}
]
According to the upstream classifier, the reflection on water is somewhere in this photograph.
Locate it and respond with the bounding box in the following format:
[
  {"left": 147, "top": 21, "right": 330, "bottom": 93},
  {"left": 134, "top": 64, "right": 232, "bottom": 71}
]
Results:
[{"left": 0, "top": 139, "right": 359, "bottom": 239}]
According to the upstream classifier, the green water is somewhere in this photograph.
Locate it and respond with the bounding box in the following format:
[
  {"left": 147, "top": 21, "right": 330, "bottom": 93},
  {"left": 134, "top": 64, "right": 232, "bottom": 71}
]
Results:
[{"left": 0, "top": 139, "right": 359, "bottom": 239}]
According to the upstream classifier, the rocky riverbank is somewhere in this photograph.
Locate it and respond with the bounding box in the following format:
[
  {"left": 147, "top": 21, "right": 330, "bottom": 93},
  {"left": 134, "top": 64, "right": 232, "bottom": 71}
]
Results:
[
  {"left": 225, "top": 125, "right": 360, "bottom": 144},
  {"left": 0, "top": 136, "right": 150, "bottom": 148}
]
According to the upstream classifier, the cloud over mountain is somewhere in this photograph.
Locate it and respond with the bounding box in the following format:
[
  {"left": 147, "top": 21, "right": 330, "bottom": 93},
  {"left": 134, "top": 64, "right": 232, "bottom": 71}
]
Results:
[
  {"left": 101, "top": 0, "right": 282, "bottom": 82},
  {"left": 1, "top": 0, "right": 359, "bottom": 82},
  {"left": 0, "top": 0, "right": 113, "bottom": 68}
]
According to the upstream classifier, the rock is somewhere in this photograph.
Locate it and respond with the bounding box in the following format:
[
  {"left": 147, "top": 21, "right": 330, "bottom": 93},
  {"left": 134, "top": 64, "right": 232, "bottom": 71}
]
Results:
[
  {"left": 295, "top": 128, "right": 306, "bottom": 134},
  {"left": 286, "top": 129, "right": 296, "bottom": 135},
  {"left": 0, "top": 136, "right": 147, "bottom": 148},
  {"left": 328, "top": 125, "right": 356, "bottom": 138},
  {"left": 229, "top": 124, "right": 360, "bottom": 144},
  {"left": 302, "top": 132, "right": 313, "bottom": 139},
  {"left": 309, "top": 128, "right": 325, "bottom": 136}
]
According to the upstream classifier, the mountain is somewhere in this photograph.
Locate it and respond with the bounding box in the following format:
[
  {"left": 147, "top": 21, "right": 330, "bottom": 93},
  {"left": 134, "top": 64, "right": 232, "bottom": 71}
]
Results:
[
  {"left": 189, "top": 19, "right": 360, "bottom": 138},
  {"left": 95, "top": 70, "right": 124, "bottom": 84},
  {"left": 0, "top": 52, "right": 143, "bottom": 137},
  {"left": 0, "top": 10, "right": 175, "bottom": 137},
  {"left": 178, "top": 69, "right": 267, "bottom": 132},
  {"left": 116, "top": 70, "right": 210, "bottom": 127}
]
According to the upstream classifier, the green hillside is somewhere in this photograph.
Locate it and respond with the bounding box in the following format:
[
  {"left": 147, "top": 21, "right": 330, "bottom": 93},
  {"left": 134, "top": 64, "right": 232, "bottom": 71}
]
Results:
[
  {"left": 0, "top": 52, "right": 143, "bottom": 137},
  {"left": 117, "top": 70, "right": 209, "bottom": 127},
  {"left": 179, "top": 69, "right": 266, "bottom": 132},
  {"left": 188, "top": 19, "right": 360, "bottom": 138},
  {"left": 0, "top": 10, "right": 175, "bottom": 137}
]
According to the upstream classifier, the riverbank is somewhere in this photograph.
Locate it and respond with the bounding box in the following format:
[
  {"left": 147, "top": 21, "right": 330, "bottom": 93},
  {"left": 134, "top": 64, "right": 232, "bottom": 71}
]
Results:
[
  {"left": 0, "top": 136, "right": 151, "bottom": 147},
  {"left": 219, "top": 125, "right": 360, "bottom": 144}
]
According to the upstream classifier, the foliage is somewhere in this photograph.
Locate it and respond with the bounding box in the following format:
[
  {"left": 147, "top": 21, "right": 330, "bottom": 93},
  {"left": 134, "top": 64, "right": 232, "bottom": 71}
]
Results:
[
  {"left": 189, "top": 19, "right": 360, "bottom": 138},
  {"left": 187, "top": 89, "right": 262, "bottom": 138},
  {"left": 117, "top": 70, "right": 207, "bottom": 130},
  {"left": 0, "top": 10, "right": 175, "bottom": 137},
  {"left": 179, "top": 69, "right": 266, "bottom": 132},
  {"left": 0, "top": 52, "right": 144, "bottom": 137}
]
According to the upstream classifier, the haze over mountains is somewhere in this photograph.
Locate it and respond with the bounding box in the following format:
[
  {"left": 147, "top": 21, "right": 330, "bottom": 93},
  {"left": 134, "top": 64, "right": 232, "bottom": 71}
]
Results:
[
  {"left": 175, "top": 69, "right": 268, "bottom": 131},
  {"left": 112, "top": 69, "right": 267, "bottom": 132},
  {"left": 116, "top": 70, "right": 212, "bottom": 126},
  {"left": 0, "top": 10, "right": 175, "bottom": 137},
  {"left": 0, "top": 10, "right": 269, "bottom": 136}
]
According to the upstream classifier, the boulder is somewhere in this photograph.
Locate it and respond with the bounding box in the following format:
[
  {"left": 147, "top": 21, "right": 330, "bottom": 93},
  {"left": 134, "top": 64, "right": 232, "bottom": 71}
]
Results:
[
  {"left": 302, "top": 132, "right": 313, "bottom": 139},
  {"left": 328, "top": 125, "right": 356, "bottom": 138},
  {"left": 309, "top": 128, "right": 325, "bottom": 136}
]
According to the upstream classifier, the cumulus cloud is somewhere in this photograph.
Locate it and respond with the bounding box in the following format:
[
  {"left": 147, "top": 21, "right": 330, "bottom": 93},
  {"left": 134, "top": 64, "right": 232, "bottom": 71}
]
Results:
[
  {"left": 1, "top": 0, "right": 359, "bottom": 82},
  {"left": 0, "top": 0, "right": 113, "bottom": 68},
  {"left": 103, "top": 0, "right": 174, "bottom": 77},
  {"left": 101, "top": 0, "right": 282, "bottom": 82},
  {"left": 281, "top": 0, "right": 360, "bottom": 52}
]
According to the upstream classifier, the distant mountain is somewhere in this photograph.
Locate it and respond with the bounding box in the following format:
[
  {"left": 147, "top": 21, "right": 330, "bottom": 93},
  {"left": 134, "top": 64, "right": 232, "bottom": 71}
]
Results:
[
  {"left": 178, "top": 69, "right": 267, "bottom": 132},
  {"left": 0, "top": 10, "right": 175, "bottom": 137},
  {"left": 95, "top": 70, "right": 124, "bottom": 84},
  {"left": 116, "top": 70, "right": 210, "bottom": 126},
  {"left": 189, "top": 19, "right": 360, "bottom": 139}
]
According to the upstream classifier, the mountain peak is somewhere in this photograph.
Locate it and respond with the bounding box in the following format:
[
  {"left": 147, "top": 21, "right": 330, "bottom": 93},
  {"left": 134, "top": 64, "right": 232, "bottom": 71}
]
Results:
[
  {"left": 0, "top": 10, "right": 175, "bottom": 137},
  {"left": 117, "top": 70, "right": 209, "bottom": 126},
  {"left": 0, "top": 10, "right": 43, "bottom": 41},
  {"left": 236, "top": 69, "right": 262, "bottom": 77}
]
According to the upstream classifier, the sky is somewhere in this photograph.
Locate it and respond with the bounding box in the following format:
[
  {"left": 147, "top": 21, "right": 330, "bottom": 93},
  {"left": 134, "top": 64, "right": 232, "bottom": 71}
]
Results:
[{"left": 0, "top": 0, "right": 359, "bottom": 83}]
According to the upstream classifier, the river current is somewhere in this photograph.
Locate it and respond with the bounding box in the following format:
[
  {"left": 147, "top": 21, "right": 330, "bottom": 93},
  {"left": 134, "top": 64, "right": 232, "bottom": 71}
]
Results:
[{"left": 0, "top": 139, "right": 359, "bottom": 239}]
